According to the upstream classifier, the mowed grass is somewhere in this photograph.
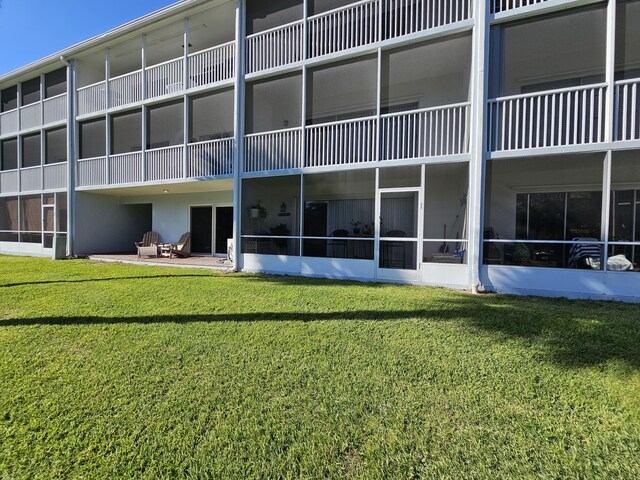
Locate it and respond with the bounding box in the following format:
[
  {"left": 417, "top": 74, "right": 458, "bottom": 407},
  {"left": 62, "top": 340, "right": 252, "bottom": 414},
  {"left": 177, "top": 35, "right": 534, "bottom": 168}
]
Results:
[{"left": 0, "top": 256, "right": 639, "bottom": 479}]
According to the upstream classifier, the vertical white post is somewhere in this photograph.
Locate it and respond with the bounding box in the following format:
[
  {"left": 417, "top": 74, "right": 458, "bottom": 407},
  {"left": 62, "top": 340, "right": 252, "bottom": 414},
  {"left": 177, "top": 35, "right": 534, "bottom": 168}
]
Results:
[
  {"left": 601, "top": 151, "right": 612, "bottom": 272},
  {"left": 468, "top": 0, "right": 489, "bottom": 293},
  {"left": 376, "top": 47, "right": 382, "bottom": 162},
  {"left": 105, "top": 50, "right": 111, "bottom": 185},
  {"left": 141, "top": 35, "right": 147, "bottom": 182},
  {"left": 604, "top": 0, "right": 616, "bottom": 144},
  {"left": 183, "top": 18, "right": 189, "bottom": 178},
  {"left": 40, "top": 74, "right": 45, "bottom": 191},
  {"left": 67, "top": 60, "right": 77, "bottom": 256},
  {"left": 602, "top": 0, "right": 616, "bottom": 271},
  {"left": 417, "top": 164, "right": 426, "bottom": 279},
  {"left": 232, "top": 0, "right": 246, "bottom": 272},
  {"left": 374, "top": 167, "right": 380, "bottom": 280},
  {"left": 16, "top": 83, "right": 22, "bottom": 192}
]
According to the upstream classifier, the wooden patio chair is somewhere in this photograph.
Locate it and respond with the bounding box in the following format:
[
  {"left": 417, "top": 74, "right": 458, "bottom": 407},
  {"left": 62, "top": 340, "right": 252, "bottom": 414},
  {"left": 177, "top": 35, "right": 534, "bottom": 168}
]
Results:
[
  {"left": 135, "top": 231, "right": 160, "bottom": 259},
  {"left": 167, "top": 232, "right": 191, "bottom": 259}
]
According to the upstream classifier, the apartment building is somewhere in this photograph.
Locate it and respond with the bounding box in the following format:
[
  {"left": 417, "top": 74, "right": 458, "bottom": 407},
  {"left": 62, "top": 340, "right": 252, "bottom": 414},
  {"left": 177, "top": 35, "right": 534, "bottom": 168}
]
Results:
[{"left": 0, "top": 0, "right": 638, "bottom": 301}]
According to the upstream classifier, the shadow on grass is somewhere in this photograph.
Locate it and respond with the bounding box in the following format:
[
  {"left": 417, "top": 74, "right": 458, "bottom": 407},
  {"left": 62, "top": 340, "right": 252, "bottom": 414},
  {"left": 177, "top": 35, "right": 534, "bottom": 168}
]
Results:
[
  {"left": 0, "top": 274, "right": 214, "bottom": 288},
  {"left": 2, "top": 295, "right": 639, "bottom": 370}
]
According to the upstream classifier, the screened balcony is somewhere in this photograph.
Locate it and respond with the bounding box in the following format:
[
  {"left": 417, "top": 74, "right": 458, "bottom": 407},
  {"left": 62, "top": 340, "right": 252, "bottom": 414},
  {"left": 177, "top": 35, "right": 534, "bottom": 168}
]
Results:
[
  {"left": 77, "top": 3, "right": 236, "bottom": 118},
  {"left": 488, "top": 6, "right": 608, "bottom": 154},
  {"left": 245, "top": 0, "right": 472, "bottom": 75},
  {"left": 0, "top": 70, "right": 67, "bottom": 137},
  {"left": 77, "top": 93, "right": 234, "bottom": 189},
  {"left": 245, "top": 35, "right": 471, "bottom": 173},
  {"left": 614, "top": 0, "right": 640, "bottom": 142}
]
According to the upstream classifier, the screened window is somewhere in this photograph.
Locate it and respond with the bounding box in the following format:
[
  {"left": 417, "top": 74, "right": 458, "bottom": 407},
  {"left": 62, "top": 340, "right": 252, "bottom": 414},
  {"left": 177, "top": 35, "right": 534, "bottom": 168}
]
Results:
[
  {"left": 246, "top": 0, "right": 303, "bottom": 35},
  {"left": 45, "top": 68, "right": 66, "bottom": 98},
  {"left": 147, "top": 101, "right": 183, "bottom": 149},
  {"left": 1, "top": 138, "right": 18, "bottom": 171},
  {"left": 21, "top": 77, "right": 41, "bottom": 106},
  {"left": 22, "top": 134, "right": 41, "bottom": 168},
  {"left": 246, "top": 73, "right": 302, "bottom": 134},
  {"left": 189, "top": 89, "right": 234, "bottom": 142},
  {"left": 111, "top": 109, "right": 142, "bottom": 155},
  {"left": 45, "top": 128, "right": 67, "bottom": 164},
  {"left": 1, "top": 86, "right": 17, "bottom": 112},
  {"left": 79, "top": 119, "right": 106, "bottom": 159}
]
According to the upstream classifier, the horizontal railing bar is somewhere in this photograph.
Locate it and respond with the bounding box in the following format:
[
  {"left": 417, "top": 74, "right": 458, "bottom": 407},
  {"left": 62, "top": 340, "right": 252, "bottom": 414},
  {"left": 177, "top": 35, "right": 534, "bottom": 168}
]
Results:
[
  {"left": 614, "top": 78, "right": 640, "bottom": 87},
  {"left": 187, "top": 40, "right": 235, "bottom": 57},
  {"left": 306, "top": 116, "right": 377, "bottom": 129},
  {"left": 245, "top": 19, "right": 305, "bottom": 39},
  {"left": 109, "top": 69, "right": 143, "bottom": 82},
  {"left": 188, "top": 137, "right": 233, "bottom": 146},
  {"left": 245, "top": 126, "right": 304, "bottom": 138},
  {"left": 380, "top": 102, "right": 471, "bottom": 118},
  {"left": 145, "top": 56, "right": 183, "bottom": 70},
  {"left": 484, "top": 239, "right": 604, "bottom": 244},
  {"left": 77, "top": 80, "right": 106, "bottom": 91},
  {"left": 490, "top": 83, "right": 608, "bottom": 103},
  {"left": 307, "top": 0, "right": 377, "bottom": 21},
  {"left": 43, "top": 92, "right": 67, "bottom": 101}
]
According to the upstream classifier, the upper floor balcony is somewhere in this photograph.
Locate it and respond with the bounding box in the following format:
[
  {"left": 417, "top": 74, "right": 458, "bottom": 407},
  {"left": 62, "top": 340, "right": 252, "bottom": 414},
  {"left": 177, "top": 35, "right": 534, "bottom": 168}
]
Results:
[
  {"left": 245, "top": 0, "right": 472, "bottom": 76},
  {"left": 0, "top": 69, "right": 68, "bottom": 138},
  {"left": 487, "top": 0, "right": 640, "bottom": 154},
  {"left": 76, "top": 89, "right": 235, "bottom": 189},
  {"left": 76, "top": 2, "right": 236, "bottom": 118}
]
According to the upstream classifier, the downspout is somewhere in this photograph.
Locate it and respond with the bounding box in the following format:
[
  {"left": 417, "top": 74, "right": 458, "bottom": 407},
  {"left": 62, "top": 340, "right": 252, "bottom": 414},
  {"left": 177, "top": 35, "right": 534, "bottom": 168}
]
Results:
[{"left": 60, "top": 55, "right": 75, "bottom": 257}]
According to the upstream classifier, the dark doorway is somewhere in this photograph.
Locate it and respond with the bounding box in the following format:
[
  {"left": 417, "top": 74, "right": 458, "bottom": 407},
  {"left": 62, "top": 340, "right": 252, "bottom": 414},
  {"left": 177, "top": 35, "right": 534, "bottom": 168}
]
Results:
[
  {"left": 215, "top": 206, "right": 234, "bottom": 255},
  {"left": 303, "top": 201, "right": 328, "bottom": 257},
  {"left": 191, "top": 206, "right": 213, "bottom": 254}
]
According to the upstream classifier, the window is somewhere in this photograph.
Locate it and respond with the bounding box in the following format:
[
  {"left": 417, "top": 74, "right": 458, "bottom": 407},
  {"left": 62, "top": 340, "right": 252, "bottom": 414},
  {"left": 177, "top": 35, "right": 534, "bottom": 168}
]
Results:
[
  {"left": 20, "top": 195, "right": 42, "bottom": 243},
  {"left": 0, "top": 196, "right": 18, "bottom": 242},
  {"left": 111, "top": 109, "right": 142, "bottom": 154},
  {"left": 189, "top": 89, "right": 234, "bottom": 142},
  {"left": 45, "top": 128, "right": 67, "bottom": 164},
  {"left": 79, "top": 119, "right": 106, "bottom": 159},
  {"left": 1, "top": 138, "right": 18, "bottom": 171},
  {"left": 44, "top": 68, "right": 66, "bottom": 98},
  {"left": 21, "top": 77, "right": 41, "bottom": 106},
  {"left": 22, "top": 133, "right": 41, "bottom": 168},
  {"left": 1, "top": 86, "right": 17, "bottom": 112},
  {"left": 246, "top": 0, "right": 303, "bottom": 35},
  {"left": 147, "top": 101, "right": 183, "bottom": 149},
  {"left": 246, "top": 73, "right": 302, "bottom": 134}
]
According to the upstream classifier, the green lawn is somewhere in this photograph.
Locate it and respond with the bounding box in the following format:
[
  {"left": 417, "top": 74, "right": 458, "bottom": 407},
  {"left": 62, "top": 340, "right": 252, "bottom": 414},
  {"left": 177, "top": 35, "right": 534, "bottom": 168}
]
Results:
[{"left": 0, "top": 256, "right": 639, "bottom": 479}]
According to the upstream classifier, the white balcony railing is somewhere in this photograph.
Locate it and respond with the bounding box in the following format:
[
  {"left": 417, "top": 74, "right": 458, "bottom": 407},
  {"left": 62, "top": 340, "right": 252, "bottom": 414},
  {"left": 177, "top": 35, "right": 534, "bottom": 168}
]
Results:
[
  {"left": 306, "top": 117, "right": 377, "bottom": 167},
  {"left": 308, "top": 0, "right": 379, "bottom": 58},
  {"left": 0, "top": 109, "right": 18, "bottom": 136},
  {"left": 20, "top": 103, "right": 41, "bottom": 131},
  {"left": 77, "top": 81, "right": 107, "bottom": 116},
  {"left": 381, "top": 103, "right": 470, "bottom": 160},
  {"left": 490, "top": 0, "right": 547, "bottom": 15},
  {"left": 487, "top": 84, "right": 607, "bottom": 152},
  {"left": 245, "top": 128, "right": 303, "bottom": 173},
  {"left": 383, "top": 0, "right": 471, "bottom": 39},
  {"left": 20, "top": 166, "right": 41, "bottom": 192},
  {"left": 0, "top": 170, "right": 18, "bottom": 194},
  {"left": 43, "top": 94, "right": 67, "bottom": 125},
  {"left": 110, "top": 70, "right": 143, "bottom": 109},
  {"left": 246, "top": 21, "right": 304, "bottom": 74},
  {"left": 43, "top": 163, "right": 67, "bottom": 190},
  {"left": 188, "top": 138, "right": 234, "bottom": 177},
  {"left": 615, "top": 79, "right": 640, "bottom": 142},
  {"left": 146, "top": 145, "right": 184, "bottom": 181},
  {"left": 77, "top": 156, "right": 107, "bottom": 187},
  {"left": 146, "top": 58, "right": 184, "bottom": 100},
  {"left": 110, "top": 151, "right": 143, "bottom": 184},
  {"left": 189, "top": 42, "right": 235, "bottom": 88}
]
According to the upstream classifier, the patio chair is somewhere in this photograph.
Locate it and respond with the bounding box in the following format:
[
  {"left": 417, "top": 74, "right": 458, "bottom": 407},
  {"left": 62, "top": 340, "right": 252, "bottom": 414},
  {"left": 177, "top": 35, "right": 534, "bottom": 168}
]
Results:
[
  {"left": 167, "top": 232, "right": 191, "bottom": 259},
  {"left": 135, "top": 231, "right": 160, "bottom": 259}
]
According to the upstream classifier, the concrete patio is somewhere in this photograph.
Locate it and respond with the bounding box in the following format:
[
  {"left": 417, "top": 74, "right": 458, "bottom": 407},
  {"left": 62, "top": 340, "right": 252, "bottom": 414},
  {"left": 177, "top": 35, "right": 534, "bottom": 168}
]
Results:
[{"left": 88, "top": 253, "right": 233, "bottom": 270}]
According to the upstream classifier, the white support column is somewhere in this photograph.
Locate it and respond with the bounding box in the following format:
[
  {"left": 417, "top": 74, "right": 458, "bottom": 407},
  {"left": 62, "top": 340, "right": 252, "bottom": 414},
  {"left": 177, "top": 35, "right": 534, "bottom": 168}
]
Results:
[
  {"left": 417, "top": 163, "right": 426, "bottom": 276},
  {"left": 300, "top": 0, "right": 308, "bottom": 257},
  {"left": 16, "top": 83, "right": 22, "bottom": 192},
  {"left": 604, "top": 0, "right": 616, "bottom": 144},
  {"left": 105, "top": 50, "right": 111, "bottom": 185},
  {"left": 183, "top": 18, "right": 190, "bottom": 179},
  {"left": 601, "top": 151, "right": 612, "bottom": 272},
  {"left": 468, "top": 0, "right": 489, "bottom": 293},
  {"left": 67, "top": 60, "right": 77, "bottom": 256},
  {"left": 40, "top": 74, "right": 45, "bottom": 191},
  {"left": 141, "top": 35, "right": 147, "bottom": 182},
  {"left": 376, "top": 47, "right": 382, "bottom": 162},
  {"left": 232, "top": 0, "right": 246, "bottom": 272},
  {"left": 374, "top": 167, "right": 380, "bottom": 280}
]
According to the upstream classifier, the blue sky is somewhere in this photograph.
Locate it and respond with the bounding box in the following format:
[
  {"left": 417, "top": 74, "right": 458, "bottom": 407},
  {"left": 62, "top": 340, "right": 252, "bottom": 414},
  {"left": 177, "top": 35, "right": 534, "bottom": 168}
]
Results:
[{"left": 0, "top": 0, "right": 179, "bottom": 76}]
